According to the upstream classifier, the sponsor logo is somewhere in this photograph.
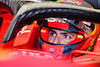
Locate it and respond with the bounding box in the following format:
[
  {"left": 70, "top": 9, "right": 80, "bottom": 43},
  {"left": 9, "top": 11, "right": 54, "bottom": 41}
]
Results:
[
  {"left": 17, "top": 26, "right": 31, "bottom": 36},
  {"left": 49, "top": 48, "right": 54, "bottom": 53},
  {"left": 46, "top": 18, "right": 68, "bottom": 23}
]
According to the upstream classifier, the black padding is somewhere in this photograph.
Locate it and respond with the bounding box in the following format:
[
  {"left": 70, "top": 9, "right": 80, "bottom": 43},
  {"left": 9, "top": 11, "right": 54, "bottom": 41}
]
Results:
[{"left": 0, "top": 17, "right": 3, "bottom": 27}]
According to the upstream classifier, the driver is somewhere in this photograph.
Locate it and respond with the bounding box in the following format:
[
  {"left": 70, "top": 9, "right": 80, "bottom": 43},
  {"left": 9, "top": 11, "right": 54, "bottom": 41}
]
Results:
[
  {"left": 36, "top": 0, "right": 100, "bottom": 59},
  {"left": 38, "top": 17, "right": 99, "bottom": 59}
]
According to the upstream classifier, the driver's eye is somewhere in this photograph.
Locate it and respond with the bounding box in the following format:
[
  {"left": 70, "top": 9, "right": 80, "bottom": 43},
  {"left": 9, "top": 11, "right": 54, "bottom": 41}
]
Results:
[
  {"left": 64, "top": 35, "right": 71, "bottom": 39},
  {"left": 49, "top": 32, "right": 56, "bottom": 37}
]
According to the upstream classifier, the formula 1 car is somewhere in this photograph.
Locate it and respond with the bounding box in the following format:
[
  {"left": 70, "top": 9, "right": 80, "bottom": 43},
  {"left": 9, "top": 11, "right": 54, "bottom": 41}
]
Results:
[{"left": 1, "top": 0, "right": 100, "bottom": 67}]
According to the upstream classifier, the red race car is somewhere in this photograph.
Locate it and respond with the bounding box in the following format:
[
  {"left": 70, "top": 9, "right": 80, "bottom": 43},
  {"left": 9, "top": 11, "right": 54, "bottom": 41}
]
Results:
[{"left": 0, "top": 0, "right": 100, "bottom": 67}]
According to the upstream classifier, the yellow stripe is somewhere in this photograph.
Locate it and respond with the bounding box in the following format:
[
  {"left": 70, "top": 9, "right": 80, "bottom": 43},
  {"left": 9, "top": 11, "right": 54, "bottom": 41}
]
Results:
[{"left": 90, "top": 25, "right": 98, "bottom": 35}]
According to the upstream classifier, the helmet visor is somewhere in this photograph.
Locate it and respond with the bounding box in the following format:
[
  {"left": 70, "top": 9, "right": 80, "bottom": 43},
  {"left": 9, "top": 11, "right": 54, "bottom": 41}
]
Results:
[{"left": 40, "top": 27, "right": 85, "bottom": 45}]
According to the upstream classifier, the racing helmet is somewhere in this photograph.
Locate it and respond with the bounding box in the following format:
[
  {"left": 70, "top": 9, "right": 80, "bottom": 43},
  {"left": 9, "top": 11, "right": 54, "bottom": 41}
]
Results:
[
  {"left": 38, "top": 17, "right": 99, "bottom": 58},
  {"left": 38, "top": 0, "right": 100, "bottom": 58}
]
